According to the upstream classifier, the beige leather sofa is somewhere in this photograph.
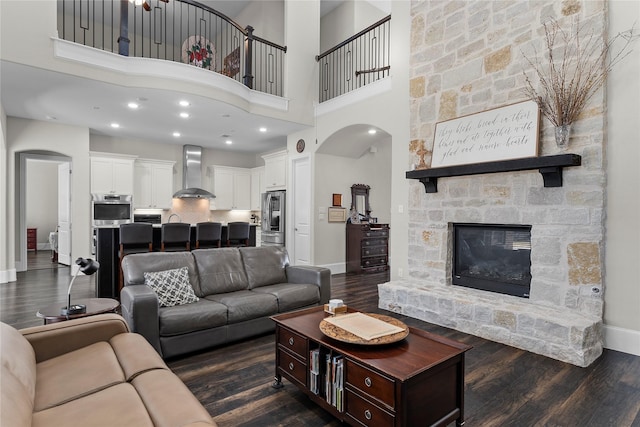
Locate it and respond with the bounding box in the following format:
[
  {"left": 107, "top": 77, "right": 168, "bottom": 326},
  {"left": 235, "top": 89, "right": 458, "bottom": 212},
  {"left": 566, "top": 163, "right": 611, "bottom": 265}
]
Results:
[{"left": 1, "top": 313, "right": 216, "bottom": 427}]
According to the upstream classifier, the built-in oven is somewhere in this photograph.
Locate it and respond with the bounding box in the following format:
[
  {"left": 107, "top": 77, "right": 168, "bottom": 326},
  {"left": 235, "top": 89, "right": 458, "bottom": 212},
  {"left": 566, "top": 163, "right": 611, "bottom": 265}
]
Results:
[{"left": 91, "top": 194, "right": 133, "bottom": 226}]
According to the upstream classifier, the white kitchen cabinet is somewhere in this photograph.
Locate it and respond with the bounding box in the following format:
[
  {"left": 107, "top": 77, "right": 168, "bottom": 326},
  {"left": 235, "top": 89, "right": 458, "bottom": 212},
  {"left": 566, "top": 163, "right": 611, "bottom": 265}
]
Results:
[
  {"left": 134, "top": 159, "right": 175, "bottom": 209},
  {"left": 90, "top": 153, "right": 136, "bottom": 194},
  {"left": 211, "top": 166, "right": 251, "bottom": 210},
  {"left": 262, "top": 150, "right": 287, "bottom": 190},
  {"left": 250, "top": 166, "right": 265, "bottom": 211}
]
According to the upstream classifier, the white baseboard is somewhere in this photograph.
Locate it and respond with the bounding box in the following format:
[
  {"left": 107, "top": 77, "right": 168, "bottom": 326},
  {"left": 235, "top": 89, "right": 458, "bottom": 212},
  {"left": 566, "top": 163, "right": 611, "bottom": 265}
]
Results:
[
  {"left": 604, "top": 324, "right": 640, "bottom": 356},
  {"left": 0, "top": 268, "right": 17, "bottom": 284},
  {"left": 319, "top": 262, "right": 346, "bottom": 275}
]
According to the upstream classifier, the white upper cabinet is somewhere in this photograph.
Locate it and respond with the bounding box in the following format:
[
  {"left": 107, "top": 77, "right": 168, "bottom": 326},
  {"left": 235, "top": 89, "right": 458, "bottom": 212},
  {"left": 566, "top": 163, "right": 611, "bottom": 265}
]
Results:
[
  {"left": 90, "top": 153, "right": 136, "bottom": 195},
  {"left": 134, "top": 159, "right": 175, "bottom": 209},
  {"left": 262, "top": 150, "right": 287, "bottom": 190},
  {"left": 211, "top": 166, "right": 251, "bottom": 210},
  {"left": 250, "top": 166, "right": 265, "bottom": 211}
]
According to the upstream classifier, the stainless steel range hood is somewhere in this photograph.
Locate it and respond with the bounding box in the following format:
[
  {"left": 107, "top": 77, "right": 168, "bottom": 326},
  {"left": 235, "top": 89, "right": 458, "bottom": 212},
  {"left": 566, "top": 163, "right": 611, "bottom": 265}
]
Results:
[{"left": 172, "top": 145, "right": 216, "bottom": 199}]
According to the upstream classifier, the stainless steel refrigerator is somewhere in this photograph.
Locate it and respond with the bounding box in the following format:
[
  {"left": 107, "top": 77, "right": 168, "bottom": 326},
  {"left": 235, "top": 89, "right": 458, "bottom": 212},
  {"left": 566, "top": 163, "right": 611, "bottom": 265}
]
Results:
[{"left": 261, "top": 190, "right": 285, "bottom": 246}]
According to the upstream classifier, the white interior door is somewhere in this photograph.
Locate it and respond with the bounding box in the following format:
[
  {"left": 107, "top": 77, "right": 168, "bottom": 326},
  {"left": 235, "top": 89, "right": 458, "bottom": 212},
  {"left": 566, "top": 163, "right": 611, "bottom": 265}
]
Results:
[
  {"left": 292, "top": 157, "right": 311, "bottom": 265},
  {"left": 57, "top": 163, "right": 71, "bottom": 266}
]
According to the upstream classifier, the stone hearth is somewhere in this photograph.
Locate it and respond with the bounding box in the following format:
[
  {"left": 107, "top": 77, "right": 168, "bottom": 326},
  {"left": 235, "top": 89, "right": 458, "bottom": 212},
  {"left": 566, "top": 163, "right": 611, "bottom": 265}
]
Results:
[{"left": 379, "top": 280, "right": 602, "bottom": 367}]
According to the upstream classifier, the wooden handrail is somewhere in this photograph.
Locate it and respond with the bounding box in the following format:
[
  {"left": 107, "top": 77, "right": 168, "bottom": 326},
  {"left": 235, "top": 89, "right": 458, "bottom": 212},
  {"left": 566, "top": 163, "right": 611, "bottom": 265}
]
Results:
[
  {"left": 316, "top": 15, "right": 391, "bottom": 61},
  {"left": 355, "top": 66, "right": 391, "bottom": 77}
]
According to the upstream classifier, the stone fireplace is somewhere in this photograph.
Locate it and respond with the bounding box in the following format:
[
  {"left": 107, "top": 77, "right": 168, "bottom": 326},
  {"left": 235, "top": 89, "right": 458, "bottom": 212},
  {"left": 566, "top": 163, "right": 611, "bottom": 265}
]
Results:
[
  {"left": 379, "top": 1, "right": 607, "bottom": 367},
  {"left": 452, "top": 223, "right": 532, "bottom": 298}
]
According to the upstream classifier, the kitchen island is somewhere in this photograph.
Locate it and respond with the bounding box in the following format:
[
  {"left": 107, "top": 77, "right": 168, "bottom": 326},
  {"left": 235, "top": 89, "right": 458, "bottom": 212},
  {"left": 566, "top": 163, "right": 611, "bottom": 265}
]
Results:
[{"left": 94, "top": 224, "right": 258, "bottom": 299}]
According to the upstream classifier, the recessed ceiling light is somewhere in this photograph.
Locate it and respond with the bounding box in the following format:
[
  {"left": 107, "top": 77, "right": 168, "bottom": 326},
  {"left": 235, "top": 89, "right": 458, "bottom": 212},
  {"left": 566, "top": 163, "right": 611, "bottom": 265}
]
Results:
[
  {"left": 368, "top": 129, "right": 377, "bottom": 135},
  {"left": 259, "top": 127, "right": 267, "bottom": 132},
  {"left": 173, "top": 132, "right": 181, "bottom": 137},
  {"left": 45, "top": 115, "right": 57, "bottom": 120},
  {"left": 179, "top": 100, "right": 190, "bottom": 107},
  {"left": 180, "top": 112, "right": 189, "bottom": 118},
  {"left": 128, "top": 102, "right": 139, "bottom": 109},
  {"left": 222, "top": 114, "right": 230, "bottom": 118},
  {"left": 225, "top": 140, "right": 233, "bottom": 145},
  {"left": 110, "top": 123, "right": 120, "bottom": 128}
]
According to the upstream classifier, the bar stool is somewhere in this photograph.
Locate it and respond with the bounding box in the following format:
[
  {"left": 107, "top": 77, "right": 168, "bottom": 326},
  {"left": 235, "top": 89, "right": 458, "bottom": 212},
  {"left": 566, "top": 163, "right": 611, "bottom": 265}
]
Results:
[
  {"left": 119, "top": 223, "right": 153, "bottom": 291},
  {"left": 161, "top": 223, "right": 191, "bottom": 252},
  {"left": 226, "top": 221, "right": 250, "bottom": 247},
  {"left": 195, "top": 222, "right": 222, "bottom": 249}
]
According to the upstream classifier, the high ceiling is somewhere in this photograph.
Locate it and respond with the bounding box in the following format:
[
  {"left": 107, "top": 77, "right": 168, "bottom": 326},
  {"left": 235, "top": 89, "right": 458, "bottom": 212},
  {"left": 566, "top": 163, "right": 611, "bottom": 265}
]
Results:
[{"left": 0, "top": 0, "right": 393, "bottom": 155}]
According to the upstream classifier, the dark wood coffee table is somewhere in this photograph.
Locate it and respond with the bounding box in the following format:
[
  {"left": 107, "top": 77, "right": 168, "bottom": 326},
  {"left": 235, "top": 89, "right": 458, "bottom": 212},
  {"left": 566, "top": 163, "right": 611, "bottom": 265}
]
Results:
[
  {"left": 37, "top": 298, "right": 120, "bottom": 325},
  {"left": 271, "top": 306, "right": 472, "bottom": 427}
]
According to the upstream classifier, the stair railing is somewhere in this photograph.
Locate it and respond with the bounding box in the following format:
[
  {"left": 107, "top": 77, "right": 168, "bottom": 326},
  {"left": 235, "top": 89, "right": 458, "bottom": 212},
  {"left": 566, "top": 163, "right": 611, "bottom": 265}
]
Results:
[
  {"left": 316, "top": 15, "right": 391, "bottom": 102},
  {"left": 57, "top": 0, "right": 286, "bottom": 96}
]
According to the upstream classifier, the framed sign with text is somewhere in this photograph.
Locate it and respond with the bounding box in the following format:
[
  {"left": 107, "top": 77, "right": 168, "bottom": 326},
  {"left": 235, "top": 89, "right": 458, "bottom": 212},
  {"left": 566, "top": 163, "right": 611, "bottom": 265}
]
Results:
[
  {"left": 430, "top": 100, "right": 540, "bottom": 168},
  {"left": 328, "top": 207, "right": 347, "bottom": 222}
]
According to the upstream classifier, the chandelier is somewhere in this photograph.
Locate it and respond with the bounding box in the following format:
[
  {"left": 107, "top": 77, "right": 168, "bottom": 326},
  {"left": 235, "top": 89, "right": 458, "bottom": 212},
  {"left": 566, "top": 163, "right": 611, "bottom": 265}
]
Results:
[{"left": 129, "top": 0, "right": 168, "bottom": 12}]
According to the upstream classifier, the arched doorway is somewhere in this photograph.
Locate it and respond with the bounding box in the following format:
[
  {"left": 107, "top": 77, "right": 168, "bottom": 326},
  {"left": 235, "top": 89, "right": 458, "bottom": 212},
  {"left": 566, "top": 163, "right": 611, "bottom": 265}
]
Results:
[
  {"left": 17, "top": 152, "right": 72, "bottom": 272},
  {"left": 313, "top": 124, "right": 392, "bottom": 273}
]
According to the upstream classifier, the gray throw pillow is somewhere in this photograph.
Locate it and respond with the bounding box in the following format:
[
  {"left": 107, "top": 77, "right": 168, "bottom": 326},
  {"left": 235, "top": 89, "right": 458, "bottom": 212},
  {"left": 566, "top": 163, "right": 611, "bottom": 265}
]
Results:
[{"left": 143, "top": 267, "right": 199, "bottom": 307}]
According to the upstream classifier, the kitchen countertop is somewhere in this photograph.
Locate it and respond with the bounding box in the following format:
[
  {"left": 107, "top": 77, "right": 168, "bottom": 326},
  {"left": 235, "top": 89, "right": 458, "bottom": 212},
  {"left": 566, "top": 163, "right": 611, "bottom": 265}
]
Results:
[{"left": 94, "top": 223, "right": 259, "bottom": 228}]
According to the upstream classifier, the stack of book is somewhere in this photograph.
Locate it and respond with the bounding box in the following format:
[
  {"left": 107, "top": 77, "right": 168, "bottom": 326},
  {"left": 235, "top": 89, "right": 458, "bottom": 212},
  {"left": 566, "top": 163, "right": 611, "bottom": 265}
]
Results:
[
  {"left": 308, "top": 348, "right": 344, "bottom": 412},
  {"left": 325, "top": 354, "right": 344, "bottom": 412},
  {"left": 309, "top": 348, "right": 322, "bottom": 395}
]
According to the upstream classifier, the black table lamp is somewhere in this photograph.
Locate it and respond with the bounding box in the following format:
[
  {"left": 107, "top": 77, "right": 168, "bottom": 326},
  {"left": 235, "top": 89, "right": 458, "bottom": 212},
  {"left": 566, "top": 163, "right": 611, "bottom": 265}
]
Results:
[{"left": 61, "top": 257, "right": 100, "bottom": 316}]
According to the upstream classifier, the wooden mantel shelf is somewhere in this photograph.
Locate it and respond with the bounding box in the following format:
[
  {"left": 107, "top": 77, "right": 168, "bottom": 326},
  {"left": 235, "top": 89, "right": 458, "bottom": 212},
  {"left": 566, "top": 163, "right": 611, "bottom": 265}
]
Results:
[{"left": 406, "top": 154, "right": 582, "bottom": 193}]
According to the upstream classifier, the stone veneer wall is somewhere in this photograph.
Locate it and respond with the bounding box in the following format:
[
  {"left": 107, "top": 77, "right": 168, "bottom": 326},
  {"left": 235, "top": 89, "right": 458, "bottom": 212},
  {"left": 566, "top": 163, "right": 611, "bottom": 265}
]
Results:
[{"left": 379, "top": 0, "right": 608, "bottom": 366}]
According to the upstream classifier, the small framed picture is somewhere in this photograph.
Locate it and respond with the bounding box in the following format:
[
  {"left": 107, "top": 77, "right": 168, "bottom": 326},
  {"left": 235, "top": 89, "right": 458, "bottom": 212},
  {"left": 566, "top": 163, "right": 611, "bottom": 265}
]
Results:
[
  {"left": 328, "top": 207, "right": 347, "bottom": 222},
  {"left": 332, "top": 194, "right": 342, "bottom": 207}
]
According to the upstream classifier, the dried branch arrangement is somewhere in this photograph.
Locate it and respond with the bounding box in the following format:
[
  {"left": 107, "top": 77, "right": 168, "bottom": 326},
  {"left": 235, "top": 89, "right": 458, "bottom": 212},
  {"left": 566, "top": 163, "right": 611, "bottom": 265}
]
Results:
[{"left": 521, "top": 18, "right": 637, "bottom": 127}]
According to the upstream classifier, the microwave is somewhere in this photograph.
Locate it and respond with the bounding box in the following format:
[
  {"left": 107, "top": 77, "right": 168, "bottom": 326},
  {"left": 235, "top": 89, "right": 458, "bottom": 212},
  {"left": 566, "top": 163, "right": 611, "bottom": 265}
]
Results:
[{"left": 92, "top": 194, "right": 133, "bottom": 226}]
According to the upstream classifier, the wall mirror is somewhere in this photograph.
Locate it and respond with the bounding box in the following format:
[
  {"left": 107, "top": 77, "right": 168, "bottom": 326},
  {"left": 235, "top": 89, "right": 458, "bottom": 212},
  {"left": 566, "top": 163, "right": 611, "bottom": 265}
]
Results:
[{"left": 351, "top": 184, "right": 371, "bottom": 222}]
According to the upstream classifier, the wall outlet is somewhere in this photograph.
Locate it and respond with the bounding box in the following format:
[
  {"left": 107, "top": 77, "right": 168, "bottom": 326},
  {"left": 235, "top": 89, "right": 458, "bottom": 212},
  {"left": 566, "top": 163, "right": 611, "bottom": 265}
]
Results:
[
  {"left": 398, "top": 204, "right": 404, "bottom": 213},
  {"left": 398, "top": 268, "right": 404, "bottom": 278}
]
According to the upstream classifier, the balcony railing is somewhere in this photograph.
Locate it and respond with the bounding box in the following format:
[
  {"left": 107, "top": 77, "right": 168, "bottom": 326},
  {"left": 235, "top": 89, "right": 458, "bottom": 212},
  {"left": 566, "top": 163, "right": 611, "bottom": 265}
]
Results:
[
  {"left": 57, "top": 0, "right": 286, "bottom": 96},
  {"left": 316, "top": 15, "right": 391, "bottom": 103}
]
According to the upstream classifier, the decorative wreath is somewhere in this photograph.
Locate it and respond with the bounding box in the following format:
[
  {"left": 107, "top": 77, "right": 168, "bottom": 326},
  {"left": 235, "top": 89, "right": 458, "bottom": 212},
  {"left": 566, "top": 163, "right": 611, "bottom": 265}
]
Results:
[
  {"left": 181, "top": 36, "right": 216, "bottom": 70},
  {"left": 187, "top": 40, "right": 213, "bottom": 68}
]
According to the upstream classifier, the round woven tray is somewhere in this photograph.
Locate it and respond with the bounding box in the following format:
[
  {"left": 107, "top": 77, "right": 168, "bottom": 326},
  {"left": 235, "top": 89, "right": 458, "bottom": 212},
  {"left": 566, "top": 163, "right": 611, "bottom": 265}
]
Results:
[{"left": 319, "top": 313, "right": 409, "bottom": 345}]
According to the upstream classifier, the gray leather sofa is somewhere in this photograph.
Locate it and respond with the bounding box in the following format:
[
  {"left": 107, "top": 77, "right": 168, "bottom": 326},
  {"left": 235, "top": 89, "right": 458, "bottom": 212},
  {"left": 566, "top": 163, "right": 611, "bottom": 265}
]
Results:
[{"left": 120, "top": 246, "right": 331, "bottom": 358}]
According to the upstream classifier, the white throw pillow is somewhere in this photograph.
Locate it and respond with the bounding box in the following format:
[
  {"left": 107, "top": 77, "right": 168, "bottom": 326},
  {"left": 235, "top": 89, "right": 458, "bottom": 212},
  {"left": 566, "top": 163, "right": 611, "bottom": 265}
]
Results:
[{"left": 143, "top": 267, "right": 199, "bottom": 307}]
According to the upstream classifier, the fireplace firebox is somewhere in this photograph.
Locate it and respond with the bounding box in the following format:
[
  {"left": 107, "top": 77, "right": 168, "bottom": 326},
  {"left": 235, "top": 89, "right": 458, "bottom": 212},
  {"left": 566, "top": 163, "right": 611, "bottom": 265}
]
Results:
[{"left": 452, "top": 223, "right": 531, "bottom": 298}]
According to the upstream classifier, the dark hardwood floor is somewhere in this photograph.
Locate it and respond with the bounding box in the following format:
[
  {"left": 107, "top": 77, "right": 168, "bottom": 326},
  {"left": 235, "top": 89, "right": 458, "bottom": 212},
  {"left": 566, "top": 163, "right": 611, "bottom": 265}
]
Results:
[{"left": 2, "top": 257, "right": 639, "bottom": 426}]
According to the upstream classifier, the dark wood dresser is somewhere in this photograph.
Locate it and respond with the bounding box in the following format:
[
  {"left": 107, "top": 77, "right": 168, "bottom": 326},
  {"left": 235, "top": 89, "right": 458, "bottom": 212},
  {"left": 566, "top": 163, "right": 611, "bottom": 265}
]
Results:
[
  {"left": 346, "top": 223, "right": 389, "bottom": 274},
  {"left": 27, "top": 228, "right": 37, "bottom": 253}
]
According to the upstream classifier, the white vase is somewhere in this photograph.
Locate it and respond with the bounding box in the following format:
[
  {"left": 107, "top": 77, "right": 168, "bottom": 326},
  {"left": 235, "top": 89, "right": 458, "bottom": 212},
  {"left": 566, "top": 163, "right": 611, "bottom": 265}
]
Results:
[{"left": 554, "top": 124, "right": 572, "bottom": 149}]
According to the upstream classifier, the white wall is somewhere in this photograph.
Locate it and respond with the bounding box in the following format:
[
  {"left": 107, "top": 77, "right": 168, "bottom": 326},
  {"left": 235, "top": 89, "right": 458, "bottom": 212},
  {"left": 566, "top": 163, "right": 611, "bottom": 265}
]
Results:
[
  {"left": 604, "top": 0, "right": 640, "bottom": 354},
  {"left": 294, "top": 0, "right": 410, "bottom": 277},
  {"left": 320, "top": 1, "right": 355, "bottom": 53},
  {"left": 26, "top": 160, "right": 60, "bottom": 247},
  {"left": 232, "top": 0, "right": 285, "bottom": 45},
  {"left": 353, "top": 1, "right": 387, "bottom": 36},
  {"left": 314, "top": 140, "right": 392, "bottom": 269},
  {"left": 320, "top": 0, "right": 387, "bottom": 53},
  {"left": 0, "top": 105, "right": 12, "bottom": 283},
  {"left": 7, "top": 118, "right": 91, "bottom": 273},
  {"left": 283, "top": 0, "right": 319, "bottom": 125}
]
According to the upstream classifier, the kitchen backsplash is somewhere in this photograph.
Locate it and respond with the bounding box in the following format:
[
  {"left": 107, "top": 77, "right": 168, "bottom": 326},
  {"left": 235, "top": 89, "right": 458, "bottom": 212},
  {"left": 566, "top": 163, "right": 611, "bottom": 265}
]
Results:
[{"left": 155, "top": 198, "right": 258, "bottom": 224}]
